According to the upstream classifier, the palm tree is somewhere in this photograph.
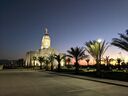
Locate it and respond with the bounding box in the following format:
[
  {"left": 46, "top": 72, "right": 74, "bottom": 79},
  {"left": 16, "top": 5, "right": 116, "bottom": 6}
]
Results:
[
  {"left": 44, "top": 57, "right": 50, "bottom": 71},
  {"left": 67, "top": 47, "right": 88, "bottom": 73},
  {"left": 86, "top": 58, "right": 90, "bottom": 66},
  {"left": 32, "top": 56, "right": 37, "bottom": 69},
  {"left": 66, "top": 57, "right": 71, "bottom": 69},
  {"left": 38, "top": 56, "right": 45, "bottom": 69},
  {"left": 111, "top": 30, "right": 128, "bottom": 52},
  {"left": 48, "top": 54, "right": 55, "bottom": 71},
  {"left": 85, "top": 58, "right": 90, "bottom": 71},
  {"left": 85, "top": 40, "right": 109, "bottom": 73},
  {"left": 104, "top": 56, "right": 113, "bottom": 70},
  {"left": 54, "top": 54, "right": 65, "bottom": 72},
  {"left": 116, "top": 58, "right": 122, "bottom": 70}
]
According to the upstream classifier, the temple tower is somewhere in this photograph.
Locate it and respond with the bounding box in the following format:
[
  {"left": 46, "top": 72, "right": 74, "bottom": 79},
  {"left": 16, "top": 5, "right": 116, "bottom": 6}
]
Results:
[{"left": 41, "top": 28, "right": 51, "bottom": 49}]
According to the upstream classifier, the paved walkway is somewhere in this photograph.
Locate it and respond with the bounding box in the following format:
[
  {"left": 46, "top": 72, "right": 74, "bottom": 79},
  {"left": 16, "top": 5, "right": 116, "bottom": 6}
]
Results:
[
  {"left": 49, "top": 72, "right": 128, "bottom": 87},
  {"left": 0, "top": 70, "right": 128, "bottom": 96}
]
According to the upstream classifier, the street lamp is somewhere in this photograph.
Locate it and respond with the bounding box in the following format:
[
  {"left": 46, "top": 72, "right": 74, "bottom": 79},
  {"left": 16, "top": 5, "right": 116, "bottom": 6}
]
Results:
[{"left": 97, "top": 38, "right": 102, "bottom": 43}]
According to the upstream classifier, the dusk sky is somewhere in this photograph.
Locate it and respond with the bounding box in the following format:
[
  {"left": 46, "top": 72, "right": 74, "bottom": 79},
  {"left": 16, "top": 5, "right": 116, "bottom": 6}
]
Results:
[{"left": 1, "top": 0, "right": 128, "bottom": 60}]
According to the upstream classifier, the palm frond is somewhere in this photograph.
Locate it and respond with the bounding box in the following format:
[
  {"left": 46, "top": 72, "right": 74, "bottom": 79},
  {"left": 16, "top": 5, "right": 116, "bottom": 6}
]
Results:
[
  {"left": 111, "top": 38, "right": 128, "bottom": 51},
  {"left": 85, "top": 40, "right": 109, "bottom": 61},
  {"left": 111, "top": 30, "right": 128, "bottom": 52},
  {"left": 67, "top": 46, "right": 88, "bottom": 63}
]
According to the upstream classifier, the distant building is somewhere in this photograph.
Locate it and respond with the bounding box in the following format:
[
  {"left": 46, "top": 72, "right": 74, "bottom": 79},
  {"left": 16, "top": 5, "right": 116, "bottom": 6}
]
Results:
[
  {"left": 0, "top": 59, "right": 24, "bottom": 68},
  {"left": 25, "top": 28, "right": 65, "bottom": 67}
]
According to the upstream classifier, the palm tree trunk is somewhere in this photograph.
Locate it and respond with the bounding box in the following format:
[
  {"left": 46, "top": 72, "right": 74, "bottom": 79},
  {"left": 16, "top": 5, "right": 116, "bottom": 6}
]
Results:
[
  {"left": 68, "top": 62, "right": 70, "bottom": 70},
  {"left": 46, "top": 64, "right": 48, "bottom": 71},
  {"left": 33, "top": 60, "right": 35, "bottom": 70},
  {"left": 75, "top": 60, "right": 79, "bottom": 74},
  {"left": 40, "top": 63, "right": 42, "bottom": 69},
  {"left": 51, "top": 63, "right": 53, "bottom": 71},
  {"left": 58, "top": 63, "right": 61, "bottom": 72},
  {"left": 96, "top": 59, "right": 101, "bottom": 76}
]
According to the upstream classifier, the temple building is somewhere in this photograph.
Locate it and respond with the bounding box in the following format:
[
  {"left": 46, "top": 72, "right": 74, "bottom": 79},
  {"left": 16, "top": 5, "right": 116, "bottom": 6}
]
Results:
[{"left": 25, "top": 28, "right": 61, "bottom": 67}]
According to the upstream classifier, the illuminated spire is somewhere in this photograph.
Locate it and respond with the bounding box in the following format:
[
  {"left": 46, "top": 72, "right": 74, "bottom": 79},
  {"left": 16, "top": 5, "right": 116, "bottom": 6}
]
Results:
[{"left": 41, "top": 27, "right": 51, "bottom": 49}]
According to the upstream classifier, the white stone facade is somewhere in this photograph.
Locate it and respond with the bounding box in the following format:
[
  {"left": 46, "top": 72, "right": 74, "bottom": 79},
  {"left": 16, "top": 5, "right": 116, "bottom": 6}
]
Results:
[
  {"left": 25, "top": 28, "right": 59, "bottom": 67},
  {"left": 25, "top": 48, "right": 58, "bottom": 66}
]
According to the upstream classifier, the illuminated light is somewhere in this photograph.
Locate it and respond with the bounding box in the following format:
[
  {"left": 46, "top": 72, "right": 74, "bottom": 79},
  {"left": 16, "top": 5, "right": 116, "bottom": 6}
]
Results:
[
  {"left": 110, "top": 60, "right": 116, "bottom": 65},
  {"left": 78, "top": 60, "right": 87, "bottom": 65},
  {"left": 60, "top": 59, "right": 65, "bottom": 66},
  {"left": 41, "top": 28, "right": 51, "bottom": 49},
  {"left": 97, "top": 38, "right": 102, "bottom": 43},
  {"left": 69, "top": 58, "right": 97, "bottom": 65}
]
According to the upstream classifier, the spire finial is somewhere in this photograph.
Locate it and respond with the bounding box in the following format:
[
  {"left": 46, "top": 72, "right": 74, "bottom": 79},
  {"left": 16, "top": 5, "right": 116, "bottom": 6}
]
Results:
[{"left": 45, "top": 27, "right": 48, "bottom": 34}]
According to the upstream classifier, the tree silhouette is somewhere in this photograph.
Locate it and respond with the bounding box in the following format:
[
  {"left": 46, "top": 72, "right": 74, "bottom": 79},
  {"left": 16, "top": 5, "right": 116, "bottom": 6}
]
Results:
[
  {"left": 85, "top": 40, "right": 109, "bottom": 74},
  {"left": 66, "top": 57, "right": 71, "bottom": 69},
  {"left": 116, "top": 58, "right": 122, "bottom": 70},
  {"left": 54, "top": 54, "right": 65, "bottom": 72},
  {"left": 32, "top": 56, "right": 37, "bottom": 69},
  {"left": 44, "top": 57, "right": 50, "bottom": 71},
  {"left": 48, "top": 54, "right": 55, "bottom": 71},
  {"left": 104, "top": 56, "right": 113, "bottom": 70},
  {"left": 111, "top": 30, "right": 128, "bottom": 52},
  {"left": 38, "top": 56, "right": 45, "bottom": 69},
  {"left": 67, "top": 47, "right": 88, "bottom": 73},
  {"left": 86, "top": 58, "right": 90, "bottom": 66},
  {"left": 85, "top": 58, "right": 90, "bottom": 71}
]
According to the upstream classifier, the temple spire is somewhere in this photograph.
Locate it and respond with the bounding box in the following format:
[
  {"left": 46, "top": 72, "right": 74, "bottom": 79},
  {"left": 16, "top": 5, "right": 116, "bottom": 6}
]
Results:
[{"left": 41, "top": 27, "right": 51, "bottom": 49}]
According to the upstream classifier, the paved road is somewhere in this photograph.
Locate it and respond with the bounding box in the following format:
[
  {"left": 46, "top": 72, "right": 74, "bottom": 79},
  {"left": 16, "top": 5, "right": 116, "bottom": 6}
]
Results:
[{"left": 0, "top": 70, "right": 128, "bottom": 96}]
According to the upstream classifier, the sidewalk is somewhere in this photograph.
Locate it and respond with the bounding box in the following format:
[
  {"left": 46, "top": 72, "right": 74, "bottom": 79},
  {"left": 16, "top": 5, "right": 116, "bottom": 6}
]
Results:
[{"left": 49, "top": 72, "right": 128, "bottom": 87}]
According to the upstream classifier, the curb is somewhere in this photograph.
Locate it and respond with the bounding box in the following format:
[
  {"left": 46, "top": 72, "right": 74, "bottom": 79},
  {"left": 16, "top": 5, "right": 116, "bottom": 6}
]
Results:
[{"left": 48, "top": 72, "right": 128, "bottom": 88}]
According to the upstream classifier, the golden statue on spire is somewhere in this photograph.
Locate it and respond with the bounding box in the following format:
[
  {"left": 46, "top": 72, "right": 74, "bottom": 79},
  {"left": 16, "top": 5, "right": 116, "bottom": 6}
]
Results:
[{"left": 45, "top": 27, "right": 48, "bottom": 34}]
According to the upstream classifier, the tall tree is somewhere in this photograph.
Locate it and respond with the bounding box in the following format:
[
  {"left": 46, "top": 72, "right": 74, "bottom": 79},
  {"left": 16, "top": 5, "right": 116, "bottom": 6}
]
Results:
[
  {"left": 116, "top": 58, "right": 122, "bottom": 70},
  {"left": 111, "top": 30, "right": 128, "bottom": 52},
  {"left": 38, "top": 56, "right": 45, "bottom": 69},
  {"left": 47, "top": 54, "right": 55, "bottom": 71},
  {"left": 55, "top": 54, "right": 65, "bottom": 72},
  {"left": 44, "top": 57, "right": 50, "bottom": 71},
  {"left": 104, "top": 56, "right": 113, "bottom": 70},
  {"left": 66, "top": 57, "right": 71, "bottom": 69},
  {"left": 32, "top": 56, "right": 37, "bottom": 69},
  {"left": 85, "top": 40, "right": 109, "bottom": 73},
  {"left": 67, "top": 47, "right": 88, "bottom": 73}
]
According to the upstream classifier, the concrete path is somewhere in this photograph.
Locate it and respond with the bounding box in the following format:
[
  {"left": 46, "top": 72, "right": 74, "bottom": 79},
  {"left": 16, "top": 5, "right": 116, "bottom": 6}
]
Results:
[{"left": 0, "top": 70, "right": 128, "bottom": 96}]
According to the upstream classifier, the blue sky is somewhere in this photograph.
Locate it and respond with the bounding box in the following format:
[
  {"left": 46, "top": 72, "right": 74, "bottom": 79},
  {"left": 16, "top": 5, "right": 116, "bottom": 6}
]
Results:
[{"left": 1, "top": 0, "right": 128, "bottom": 59}]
